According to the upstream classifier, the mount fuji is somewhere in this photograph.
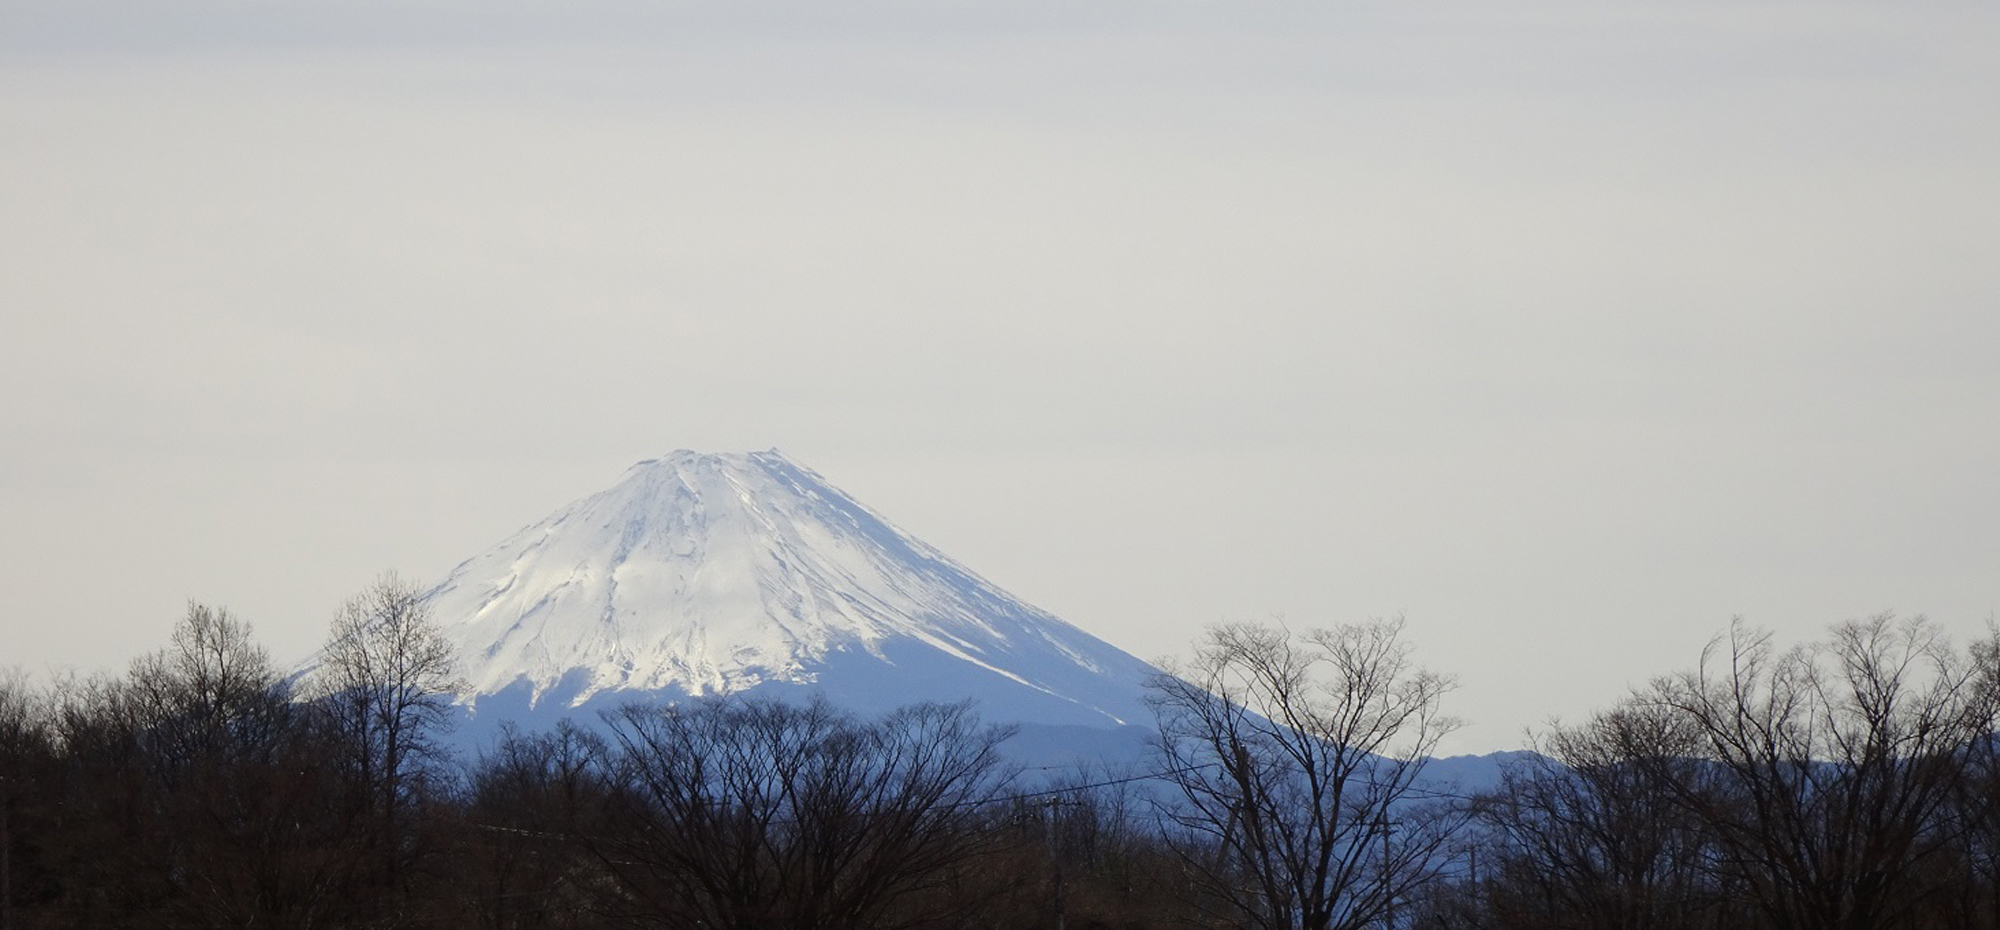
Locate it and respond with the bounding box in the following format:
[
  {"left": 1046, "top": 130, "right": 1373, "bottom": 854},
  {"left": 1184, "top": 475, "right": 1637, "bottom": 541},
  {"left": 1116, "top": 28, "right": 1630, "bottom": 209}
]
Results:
[{"left": 422, "top": 450, "right": 1165, "bottom": 752}]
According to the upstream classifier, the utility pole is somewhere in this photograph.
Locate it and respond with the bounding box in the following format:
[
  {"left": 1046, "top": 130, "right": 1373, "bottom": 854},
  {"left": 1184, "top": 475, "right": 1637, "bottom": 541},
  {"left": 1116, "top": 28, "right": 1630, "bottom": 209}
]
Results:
[
  {"left": 1045, "top": 795, "right": 1069, "bottom": 930},
  {"left": 1467, "top": 844, "right": 1479, "bottom": 921},
  {"left": 1378, "top": 817, "right": 1399, "bottom": 930}
]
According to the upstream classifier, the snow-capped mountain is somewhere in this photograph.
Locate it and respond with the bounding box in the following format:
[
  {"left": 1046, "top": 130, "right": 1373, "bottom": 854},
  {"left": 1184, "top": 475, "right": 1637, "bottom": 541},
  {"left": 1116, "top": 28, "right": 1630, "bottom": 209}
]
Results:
[{"left": 425, "top": 449, "right": 1164, "bottom": 733}]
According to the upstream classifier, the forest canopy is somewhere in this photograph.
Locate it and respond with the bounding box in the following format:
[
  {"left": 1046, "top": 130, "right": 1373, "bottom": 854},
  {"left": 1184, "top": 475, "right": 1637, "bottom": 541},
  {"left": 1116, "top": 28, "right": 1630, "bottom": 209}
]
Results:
[{"left": 1, "top": 595, "right": 1995, "bottom": 930}]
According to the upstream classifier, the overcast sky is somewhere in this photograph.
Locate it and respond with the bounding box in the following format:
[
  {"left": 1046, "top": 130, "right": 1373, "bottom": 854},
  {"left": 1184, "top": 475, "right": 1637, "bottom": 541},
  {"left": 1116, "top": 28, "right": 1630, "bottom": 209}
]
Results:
[{"left": 4, "top": 0, "right": 1996, "bottom": 753}]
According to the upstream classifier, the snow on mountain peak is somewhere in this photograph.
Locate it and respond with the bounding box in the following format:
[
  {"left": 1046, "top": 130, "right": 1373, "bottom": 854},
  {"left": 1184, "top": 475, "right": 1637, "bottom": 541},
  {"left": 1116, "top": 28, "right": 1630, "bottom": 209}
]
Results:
[{"left": 425, "top": 450, "right": 1161, "bottom": 728}]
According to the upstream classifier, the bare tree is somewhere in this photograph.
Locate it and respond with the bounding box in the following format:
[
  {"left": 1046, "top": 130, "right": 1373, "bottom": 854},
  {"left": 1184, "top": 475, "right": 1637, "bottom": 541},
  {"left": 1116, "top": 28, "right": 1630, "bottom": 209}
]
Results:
[
  {"left": 1955, "top": 627, "right": 2000, "bottom": 928},
  {"left": 587, "top": 695, "right": 1017, "bottom": 930},
  {"left": 456, "top": 721, "right": 610, "bottom": 930},
  {"left": 1148, "top": 619, "right": 1464, "bottom": 930},
  {"left": 1473, "top": 704, "right": 1732, "bottom": 930},
  {"left": 125, "top": 602, "right": 289, "bottom": 778},
  {"left": 1623, "top": 614, "right": 2000, "bottom": 930},
  {"left": 0, "top": 671, "right": 51, "bottom": 930},
  {"left": 312, "top": 572, "right": 463, "bottom": 891}
]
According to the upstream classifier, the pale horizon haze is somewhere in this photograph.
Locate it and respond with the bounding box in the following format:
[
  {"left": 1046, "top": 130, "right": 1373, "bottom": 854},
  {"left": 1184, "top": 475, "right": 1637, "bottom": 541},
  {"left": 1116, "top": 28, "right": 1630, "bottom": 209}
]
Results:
[{"left": 4, "top": 0, "right": 1997, "bottom": 754}]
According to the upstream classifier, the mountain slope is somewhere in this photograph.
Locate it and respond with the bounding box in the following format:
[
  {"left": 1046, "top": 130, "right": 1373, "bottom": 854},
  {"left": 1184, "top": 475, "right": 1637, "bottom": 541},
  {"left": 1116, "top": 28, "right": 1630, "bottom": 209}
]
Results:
[{"left": 426, "top": 450, "right": 1163, "bottom": 730}]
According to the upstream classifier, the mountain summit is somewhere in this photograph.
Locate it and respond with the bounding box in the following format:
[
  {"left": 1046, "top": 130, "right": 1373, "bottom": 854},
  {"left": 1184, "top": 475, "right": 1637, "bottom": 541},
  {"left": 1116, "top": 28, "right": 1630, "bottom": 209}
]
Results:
[{"left": 428, "top": 450, "right": 1162, "bottom": 731}]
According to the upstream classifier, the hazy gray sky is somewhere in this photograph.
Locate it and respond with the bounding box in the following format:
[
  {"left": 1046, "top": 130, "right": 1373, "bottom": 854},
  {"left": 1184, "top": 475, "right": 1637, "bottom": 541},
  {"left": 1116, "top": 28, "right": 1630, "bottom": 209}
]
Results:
[{"left": 4, "top": 0, "right": 1996, "bottom": 752}]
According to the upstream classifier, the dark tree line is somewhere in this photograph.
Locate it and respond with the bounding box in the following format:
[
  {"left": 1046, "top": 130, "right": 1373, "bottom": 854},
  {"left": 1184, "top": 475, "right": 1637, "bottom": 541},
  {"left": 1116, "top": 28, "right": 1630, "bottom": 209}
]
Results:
[
  {"left": 0, "top": 582, "right": 1191, "bottom": 930},
  {"left": 0, "top": 578, "right": 464, "bottom": 930},
  {"left": 1441, "top": 613, "right": 2000, "bottom": 930},
  {"left": 3, "top": 595, "right": 1997, "bottom": 930}
]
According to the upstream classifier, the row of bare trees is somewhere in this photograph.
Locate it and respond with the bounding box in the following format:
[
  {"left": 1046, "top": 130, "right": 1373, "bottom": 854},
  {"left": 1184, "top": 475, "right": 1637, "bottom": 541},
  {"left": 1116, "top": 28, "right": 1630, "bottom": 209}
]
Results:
[
  {"left": 462, "top": 699, "right": 1027, "bottom": 930},
  {"left": 3, "top": 592, "right": 1997, "bottom": 930},
  {"left": 0, "top": 578, "right": 1075, "bottom": 930},
  {"left": 1440, "top": 613, "right": 2000, "bottom": 930},
  {"left": 0, "top": 575, "right": 459, "bottom": 929}
]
